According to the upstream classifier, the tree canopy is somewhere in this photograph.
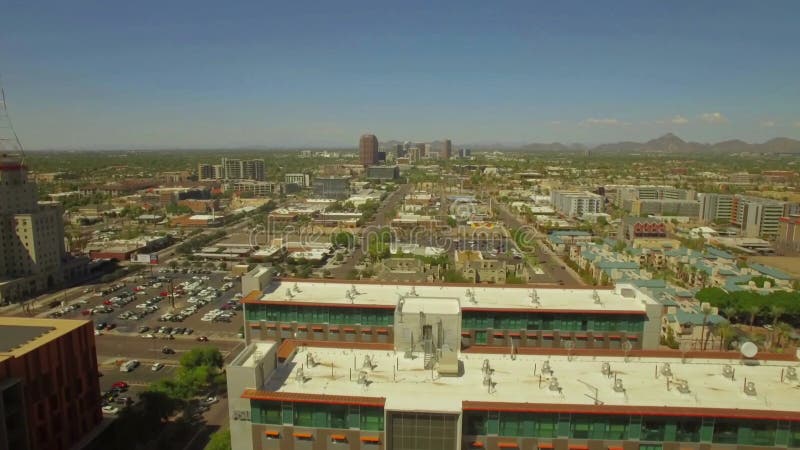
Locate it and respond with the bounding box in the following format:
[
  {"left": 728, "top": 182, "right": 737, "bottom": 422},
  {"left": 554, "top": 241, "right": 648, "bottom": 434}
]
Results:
[{"left": 696, "top": 287, "right": 800, "bottom": 326}]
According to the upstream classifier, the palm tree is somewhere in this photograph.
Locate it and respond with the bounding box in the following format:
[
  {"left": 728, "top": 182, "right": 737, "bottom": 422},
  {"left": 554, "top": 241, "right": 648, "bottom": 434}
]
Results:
[
  {"left": 700, "top": 304, "right": 713, "bottom": 351},
  {"left": 716, "top": 322, "right": 735, "bottom": 351},
  {"left": 722, "top": 306, "right": 738, "bottom": 324},
  {"left": 774, "top": 322, "right": 793, "bottom": 350},
  {"left": 745, "top": 304, "right": 760, "bottom": 329},
  {"left": 769, "top": 305, "right": 785, "bottom": 328}
]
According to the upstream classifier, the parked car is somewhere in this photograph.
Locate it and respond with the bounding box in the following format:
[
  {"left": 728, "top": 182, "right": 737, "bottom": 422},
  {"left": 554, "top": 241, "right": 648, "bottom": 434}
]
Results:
[
  {"left": 161, "top": 347, "right": 175, "bottom": 355},
  {"left": 196, "top": 336, "right": 209, "bottom": 342},
  {"left": 102, "top": 405, "right": 120, "bottom": 415},
  {"left": 151, "top": 362, "right": 164, "bottom": 372},
  {"left": 111, "top": 381, "right": 129, "bottom": 390}
]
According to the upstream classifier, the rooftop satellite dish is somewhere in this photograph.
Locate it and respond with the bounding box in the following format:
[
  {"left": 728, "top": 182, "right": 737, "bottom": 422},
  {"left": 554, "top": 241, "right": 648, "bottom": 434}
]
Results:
[{"left": 740, "top": 342, "right": 758, "bottom": 359}]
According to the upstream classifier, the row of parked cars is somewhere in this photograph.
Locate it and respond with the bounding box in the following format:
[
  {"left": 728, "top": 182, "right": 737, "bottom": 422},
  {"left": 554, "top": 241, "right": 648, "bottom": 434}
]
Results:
[{"left": 101, "top": 381, "right": 133, "bottom": 415}]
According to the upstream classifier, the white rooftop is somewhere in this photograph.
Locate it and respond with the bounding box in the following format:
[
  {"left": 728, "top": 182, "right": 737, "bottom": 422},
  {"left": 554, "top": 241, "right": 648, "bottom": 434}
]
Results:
[
  {"left": 256, "top": 281, "right": 654, "bottom": 312},
  {"left": 266, "top": 345, "right": 800, "bottom": 415},
  {"left": 400, "top": 297, "right": 460, "bottom": 315}
]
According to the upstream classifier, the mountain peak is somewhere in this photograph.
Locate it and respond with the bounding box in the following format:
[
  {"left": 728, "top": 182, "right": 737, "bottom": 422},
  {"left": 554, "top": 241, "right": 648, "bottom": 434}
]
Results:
[{"left": 651, "top": 132, "right": 685, "bottom": 143}]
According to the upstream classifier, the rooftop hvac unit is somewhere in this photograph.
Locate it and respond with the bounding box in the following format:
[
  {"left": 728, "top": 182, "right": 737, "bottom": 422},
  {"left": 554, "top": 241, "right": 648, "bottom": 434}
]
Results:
[
  {"left": 613, "top": 378, "right": 625, "bottom": 393},
  {"left": 744, "top": 381, "right": 757, "bottom": 396},
  {"left": 601, "top": 362, "right": 612, "bottom": 377},
  {"left": 542, "top": 360, "right": 553, "bottom": 376},
  {"left": 660, "top": 363, "right": 673, "bottom": 378},
  {"left": 722, "top": 364, "right": 735, "bottom": 380}
]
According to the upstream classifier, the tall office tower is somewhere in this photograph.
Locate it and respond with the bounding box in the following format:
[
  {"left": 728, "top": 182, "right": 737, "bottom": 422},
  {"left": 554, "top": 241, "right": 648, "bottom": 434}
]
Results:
[
  {"left": 359, "top": 134, "right": 379, "bottom": 166},
  {"left": 394, "top": 143, "right": 403, "bottom": 158},
  {"left": 402, "top": 141, "right": 412, "bottom": 156},
  {"left": 443, "top": 139, "right": 452, "bottom": 159},
  {"left": 416, "top": 143, "right": 427, "bottom": 158},
  {"left": 0, "top": 155, "right": 67, "bottom": 304},
  {"left": 424, "top": 143, "right": 432, "bottom": 157}
]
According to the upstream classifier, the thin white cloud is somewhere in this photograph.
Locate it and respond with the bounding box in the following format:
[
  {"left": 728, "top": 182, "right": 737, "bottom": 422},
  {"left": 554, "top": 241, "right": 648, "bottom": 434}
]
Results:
[
  {"left": 547, "top": 120, "right": 562, "bottom": 125},
  {"left": 760, "top": 120, "right": 776, "bottom": 128},
  {"left": 670, "top": 115, "right": 689, "bottom": 125},
  {"left": 699, "top": 112, "right": 728, "bottom": 124},
  {"left": 583, "top": 118, "right": 623, "bottom": 126}
]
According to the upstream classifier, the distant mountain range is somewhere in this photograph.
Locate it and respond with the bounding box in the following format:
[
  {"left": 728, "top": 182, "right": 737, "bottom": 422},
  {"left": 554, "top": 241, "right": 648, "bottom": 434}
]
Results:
[
  {"left": 379, "top": 134, "right": 800, "bottom": 154},
  {"left": 518, "top": 134, "right": 800, "bottom": 154}
]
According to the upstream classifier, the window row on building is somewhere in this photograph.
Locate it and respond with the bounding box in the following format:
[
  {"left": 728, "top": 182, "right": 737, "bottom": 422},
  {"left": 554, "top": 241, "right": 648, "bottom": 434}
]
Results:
[
  {"left": 461, "top": 311, "right": 645, "bottom": 333},
  {"left": 244, "top": 304, "right": 645, "bottom": 333},
  {"left": 250, "top": 400, "right": 384, "bottom": 431},
  {"left": 245, "top": 304, "right": 394, "bottom": 326},
  {"left": 463, "top": 411, "right": 800, "bottom": 447}
]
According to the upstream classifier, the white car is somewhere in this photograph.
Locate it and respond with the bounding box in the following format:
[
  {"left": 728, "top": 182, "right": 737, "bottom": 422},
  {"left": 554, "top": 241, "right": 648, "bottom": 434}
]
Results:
[
  {"left": 141, "top": 333, "right": 156, "bottom": 339},
  {"left": 102, "top": 405, "right": 120, "bottom": 415},
  {"left": 203, "top": 396, "right": 218, "bottom": 405},
  {"left": 152, "top": 362, "right": 164, "bottom": 372}
]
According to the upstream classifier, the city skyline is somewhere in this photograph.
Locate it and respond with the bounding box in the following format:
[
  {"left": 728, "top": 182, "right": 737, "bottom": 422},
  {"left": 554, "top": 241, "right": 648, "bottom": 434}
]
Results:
[{"left": 1, "top": 0, "right": 800, "bottom": 149}]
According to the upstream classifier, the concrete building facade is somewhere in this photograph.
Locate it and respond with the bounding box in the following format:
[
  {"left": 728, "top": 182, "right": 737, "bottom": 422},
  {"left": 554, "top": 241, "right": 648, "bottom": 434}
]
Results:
[
  {"left": 222, "top": 158, "right": 266, "bottom": 181},
  {"left": 0, "top": 156, "right": 68, "bottom": 304},
  {"left": 284, "top": 173, "right": 311, "bottom": 188},
  {"left": 550, "top": 190, "right": 603, "bottom": 218},
  {"left": 698, "top": 193, "right": 786, "bottom": 238},
  {"left": 777, "top": 216, "right": 800, "bottom": 256}
]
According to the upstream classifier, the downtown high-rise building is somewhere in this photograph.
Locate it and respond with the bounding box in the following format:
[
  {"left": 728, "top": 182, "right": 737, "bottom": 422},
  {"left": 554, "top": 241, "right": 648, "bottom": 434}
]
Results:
[
  {"left": 443, "top": 139, "right": 452, "bottom": 159},
  {"left": 0, "top": 155, "right": 67, "bottom": 304},
  {"left": 359, "top": 134, "right": 379, "bottom": 166}
]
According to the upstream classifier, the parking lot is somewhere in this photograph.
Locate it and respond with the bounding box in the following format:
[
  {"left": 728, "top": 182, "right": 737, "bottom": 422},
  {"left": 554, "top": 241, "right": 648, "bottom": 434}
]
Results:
[{"left": 47, "top": 269, "right": 244, "bottom": 338}]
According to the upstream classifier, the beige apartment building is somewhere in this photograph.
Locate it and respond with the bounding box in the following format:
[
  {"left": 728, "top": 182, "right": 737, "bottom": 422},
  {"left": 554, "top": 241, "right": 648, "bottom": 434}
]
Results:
[{"left": 0, "top": 155, "right": 67, "bottom": 304}]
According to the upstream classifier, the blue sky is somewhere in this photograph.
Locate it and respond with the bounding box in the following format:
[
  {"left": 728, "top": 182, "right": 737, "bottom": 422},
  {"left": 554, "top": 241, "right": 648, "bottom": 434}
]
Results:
[{"left": 1, "top": 0, "right": 799, "bottom": 149}]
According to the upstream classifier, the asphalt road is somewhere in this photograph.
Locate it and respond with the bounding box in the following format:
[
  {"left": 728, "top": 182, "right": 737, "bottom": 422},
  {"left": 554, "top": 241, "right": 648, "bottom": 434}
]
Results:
[
  {"left": 492, "top": 200, "right": 585, "bottom": 287},
  {"left": 330, "top": 183, "right": 414, "bottom": 278},
  {"left": 95, "top": 333, "right": 244, "bottom": 368}
]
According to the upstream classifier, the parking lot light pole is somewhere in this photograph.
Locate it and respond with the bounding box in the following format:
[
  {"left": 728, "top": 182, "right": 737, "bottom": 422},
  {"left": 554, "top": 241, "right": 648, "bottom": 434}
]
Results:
[{"left": 169, "top": 279, "right": 176, "bottom": 311}]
